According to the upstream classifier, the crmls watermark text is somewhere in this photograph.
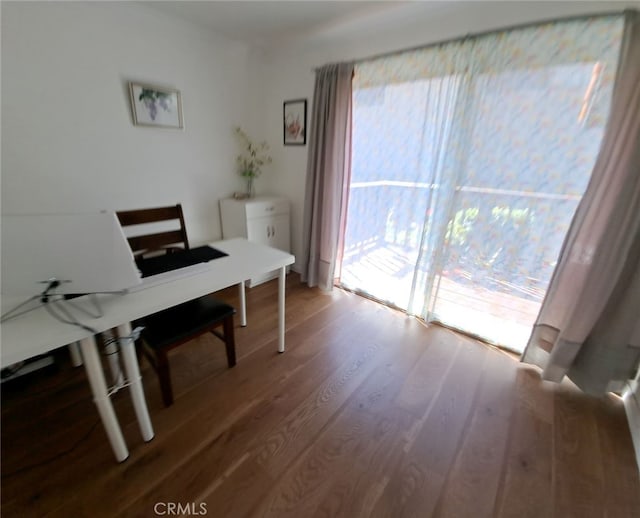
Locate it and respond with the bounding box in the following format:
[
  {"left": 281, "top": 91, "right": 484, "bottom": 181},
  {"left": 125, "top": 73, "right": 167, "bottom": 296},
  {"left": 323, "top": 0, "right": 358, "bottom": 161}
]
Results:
[{"left": 153, "top": 502, "right": 207, "bottom": 515}]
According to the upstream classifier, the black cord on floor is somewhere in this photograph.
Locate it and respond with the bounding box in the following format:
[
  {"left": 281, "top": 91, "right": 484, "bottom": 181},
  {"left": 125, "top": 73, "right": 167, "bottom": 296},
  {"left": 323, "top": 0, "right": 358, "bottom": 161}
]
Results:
[
  {"left": 1, "top": 363, "right": 83, "bottom": 401},
  {"left": 0, "top": 418, "right": 101, "bottom": 479}
]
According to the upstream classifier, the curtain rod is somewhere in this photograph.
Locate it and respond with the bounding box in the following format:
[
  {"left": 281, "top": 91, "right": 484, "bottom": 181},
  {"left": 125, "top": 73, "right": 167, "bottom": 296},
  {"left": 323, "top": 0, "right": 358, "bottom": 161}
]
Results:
[{"left": 313, "top": 8, "right": 633, "bottom": 71}]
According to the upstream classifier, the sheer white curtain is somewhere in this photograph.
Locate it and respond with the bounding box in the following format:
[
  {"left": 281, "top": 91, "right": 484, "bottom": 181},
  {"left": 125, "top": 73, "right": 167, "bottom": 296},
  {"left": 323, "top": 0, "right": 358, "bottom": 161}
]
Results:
[
  {"left": 340, "top": 16, "right": 624, "bottom": 353},
  {"left": 522, "top": 11, "right": 640, "bottom": 395}
]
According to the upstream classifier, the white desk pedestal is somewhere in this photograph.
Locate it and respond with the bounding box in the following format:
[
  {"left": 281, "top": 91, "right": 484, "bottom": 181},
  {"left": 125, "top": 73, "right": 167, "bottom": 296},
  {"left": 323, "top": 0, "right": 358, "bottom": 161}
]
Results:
[
  {"left": 79, "top": 326, "right": 154, "bottom": 462},
  {"left": 68, "top": 341, "right": 83, "bottom": 367},
  {"left": 116, "top": 323, "right": 154, "bottom": 443},
  {"left": 278, "top": 266, "right": 286, "bottom": 353},
  {"left": 79, "top": 336, "right": 129, "bottom": 462},
  {"left": 238, "top": 281, "right": 247, "bottom": 327}
]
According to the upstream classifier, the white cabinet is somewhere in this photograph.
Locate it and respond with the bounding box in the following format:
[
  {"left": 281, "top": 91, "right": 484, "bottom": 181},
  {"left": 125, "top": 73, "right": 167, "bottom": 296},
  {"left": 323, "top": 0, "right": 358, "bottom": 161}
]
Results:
[{"left": 219, "top": 196, "right": 291, "bottom": 287}]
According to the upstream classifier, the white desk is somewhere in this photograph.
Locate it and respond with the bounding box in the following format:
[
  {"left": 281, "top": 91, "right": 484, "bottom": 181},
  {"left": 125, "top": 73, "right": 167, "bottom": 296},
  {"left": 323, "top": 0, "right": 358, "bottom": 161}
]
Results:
[{"left": 1, "top": 238, "right": 295, "bottom": 461}]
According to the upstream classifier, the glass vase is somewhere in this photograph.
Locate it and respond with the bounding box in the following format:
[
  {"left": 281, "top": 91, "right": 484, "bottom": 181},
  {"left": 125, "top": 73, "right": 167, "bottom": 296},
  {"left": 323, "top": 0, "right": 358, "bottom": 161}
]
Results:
[{"left": 246, "top": 176, "right": 254, "bottom": 198}]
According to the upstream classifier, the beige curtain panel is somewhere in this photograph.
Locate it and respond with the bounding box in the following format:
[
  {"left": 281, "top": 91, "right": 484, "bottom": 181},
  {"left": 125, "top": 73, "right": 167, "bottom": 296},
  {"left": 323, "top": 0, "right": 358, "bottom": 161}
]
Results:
[
  {"left": 522, "top": 10, "right": 640, "bottom": 395},
  {"left": 300, "top": 63, "right": 354, "bottom": 291}
]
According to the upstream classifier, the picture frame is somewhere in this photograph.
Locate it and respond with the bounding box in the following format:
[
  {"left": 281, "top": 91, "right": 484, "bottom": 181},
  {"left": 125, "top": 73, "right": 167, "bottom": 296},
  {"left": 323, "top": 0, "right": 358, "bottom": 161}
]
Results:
[
  {"left": 283, "top": 99, "right": 307, "bottom": 145},
  {"left": 128, "top": 82, "right": 183, "bottom": 129}
]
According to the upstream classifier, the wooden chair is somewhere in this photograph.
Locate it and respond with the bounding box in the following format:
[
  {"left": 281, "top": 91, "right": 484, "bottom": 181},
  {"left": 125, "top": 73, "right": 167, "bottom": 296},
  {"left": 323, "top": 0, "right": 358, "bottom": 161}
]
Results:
[{"left": 117, "top": 204, "right": 236, "bottom": 407}]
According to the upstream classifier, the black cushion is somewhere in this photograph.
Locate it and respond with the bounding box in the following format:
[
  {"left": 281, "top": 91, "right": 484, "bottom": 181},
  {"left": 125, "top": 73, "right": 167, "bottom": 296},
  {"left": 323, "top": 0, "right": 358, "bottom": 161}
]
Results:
[{"left": 138, "top": 295, "right": 235, "bottom": 350}]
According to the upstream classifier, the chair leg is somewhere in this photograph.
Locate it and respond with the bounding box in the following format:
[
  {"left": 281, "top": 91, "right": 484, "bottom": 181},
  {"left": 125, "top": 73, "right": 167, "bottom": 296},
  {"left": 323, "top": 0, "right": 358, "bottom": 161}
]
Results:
[
  {"left": 156, "top": 350, "right": 174, "bottom": 407},
  {"left": 223, "top": 316, "right": 236, "bottom": 368}
]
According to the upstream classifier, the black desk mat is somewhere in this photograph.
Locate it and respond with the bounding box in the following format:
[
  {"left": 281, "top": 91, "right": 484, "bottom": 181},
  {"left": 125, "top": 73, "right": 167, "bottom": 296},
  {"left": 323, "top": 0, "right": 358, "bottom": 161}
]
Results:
[{"left": 136, "top": 246, "right": 228, "bottom": 278}]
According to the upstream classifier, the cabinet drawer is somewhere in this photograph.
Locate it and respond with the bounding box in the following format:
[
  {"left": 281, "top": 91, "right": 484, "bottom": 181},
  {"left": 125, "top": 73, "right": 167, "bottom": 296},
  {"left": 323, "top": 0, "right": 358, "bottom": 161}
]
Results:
[{"left": 245, "top": 199, "right": 289, "bottom": 219}]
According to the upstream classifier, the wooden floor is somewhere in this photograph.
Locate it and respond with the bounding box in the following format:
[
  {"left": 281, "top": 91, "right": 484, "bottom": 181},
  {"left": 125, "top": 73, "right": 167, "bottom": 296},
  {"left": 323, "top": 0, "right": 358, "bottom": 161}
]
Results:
[{"left": 2, "top": 274, "right": 639, "bottom": 517}]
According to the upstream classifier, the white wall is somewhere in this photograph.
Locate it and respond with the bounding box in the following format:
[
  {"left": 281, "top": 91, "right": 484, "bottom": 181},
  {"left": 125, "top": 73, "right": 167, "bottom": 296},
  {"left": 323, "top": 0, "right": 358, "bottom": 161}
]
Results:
[
  {"left": 3, "top": 1, "right": 636, "bottom": 268},
  {"left": 257, "top": 0, "right": 636, "bottom": 271},
  {"left": 1, "top": 1, "right": 254, "bottom": 245}
]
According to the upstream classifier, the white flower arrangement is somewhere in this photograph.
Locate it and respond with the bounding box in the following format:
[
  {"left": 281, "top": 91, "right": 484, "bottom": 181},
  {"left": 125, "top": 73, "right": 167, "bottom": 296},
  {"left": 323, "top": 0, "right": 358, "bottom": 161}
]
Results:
[{"left": 235, "top": 127, "right": 272, "bottom": 180}]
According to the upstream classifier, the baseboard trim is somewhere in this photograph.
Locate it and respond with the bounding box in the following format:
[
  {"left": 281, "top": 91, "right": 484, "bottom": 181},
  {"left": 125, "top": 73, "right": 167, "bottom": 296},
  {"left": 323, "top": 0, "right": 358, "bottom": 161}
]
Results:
[{"left": 623, "top": 383, "right": 640, "bottom": 474}]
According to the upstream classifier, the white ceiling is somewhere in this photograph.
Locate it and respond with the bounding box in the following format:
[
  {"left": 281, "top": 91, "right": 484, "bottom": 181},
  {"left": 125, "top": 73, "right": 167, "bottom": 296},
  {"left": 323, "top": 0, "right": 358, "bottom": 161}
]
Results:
[
  {"left": 145, "top": 1, "right": 421, "bottom": 48},
  {"left": 145, "top": 1, "right": 640, "bottom": 51}
]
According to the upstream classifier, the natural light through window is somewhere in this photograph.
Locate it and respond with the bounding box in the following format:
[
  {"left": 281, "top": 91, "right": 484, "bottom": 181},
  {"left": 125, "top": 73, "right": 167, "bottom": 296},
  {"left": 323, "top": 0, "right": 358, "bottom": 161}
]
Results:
[{"left": 338, "top": 18, "right": 623, "bottom": 352}]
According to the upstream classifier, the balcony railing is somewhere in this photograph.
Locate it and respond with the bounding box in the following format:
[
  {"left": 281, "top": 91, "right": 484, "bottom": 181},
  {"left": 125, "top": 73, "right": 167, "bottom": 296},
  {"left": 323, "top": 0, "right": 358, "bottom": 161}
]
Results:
[{"left": 342, "top": 180, "right": 581, "bottom": 304}]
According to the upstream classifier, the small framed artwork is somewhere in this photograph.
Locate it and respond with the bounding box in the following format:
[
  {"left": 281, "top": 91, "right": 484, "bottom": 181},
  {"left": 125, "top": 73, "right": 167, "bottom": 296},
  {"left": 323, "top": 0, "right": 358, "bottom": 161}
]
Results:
[
  {"left": 129, "top": 82, "right": 183, "bottom": 129},
  {"left": 283, "top": 99, "right": 307, "bottom": 145}
]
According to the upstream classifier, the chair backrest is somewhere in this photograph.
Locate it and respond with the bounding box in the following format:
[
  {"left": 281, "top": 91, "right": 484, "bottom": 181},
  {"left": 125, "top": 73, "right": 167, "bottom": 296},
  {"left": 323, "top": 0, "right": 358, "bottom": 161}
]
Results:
[{"left": 116, "top": 204, "right": 190, "bottom": 257}]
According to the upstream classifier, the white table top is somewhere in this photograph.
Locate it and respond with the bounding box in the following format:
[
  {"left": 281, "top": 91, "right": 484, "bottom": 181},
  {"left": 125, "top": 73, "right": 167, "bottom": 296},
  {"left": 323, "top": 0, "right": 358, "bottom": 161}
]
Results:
[{"left": 1, "top": 238, "right": 294, "bottom": 368}]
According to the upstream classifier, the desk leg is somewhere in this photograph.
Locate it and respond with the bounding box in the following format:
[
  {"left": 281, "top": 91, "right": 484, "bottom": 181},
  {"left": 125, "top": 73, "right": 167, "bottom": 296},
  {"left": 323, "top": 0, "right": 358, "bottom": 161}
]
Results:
[
  {"left": 239, "top": 280, "right": 247, "bottom": 327},
  {"left": 116, "top": 323, "right": 155, "bottom": 443},
  {"left": 79, "top": 336, "right": 129, "bottom": 462},
  {"left": 102, "top": 329, "right": 124, "bottom": 389},
  {"left": 69, "top": 341, "right": 83, "bottom": 367},
  {"left": 278, "top": 266, "right": 286, "bottom": 353}
]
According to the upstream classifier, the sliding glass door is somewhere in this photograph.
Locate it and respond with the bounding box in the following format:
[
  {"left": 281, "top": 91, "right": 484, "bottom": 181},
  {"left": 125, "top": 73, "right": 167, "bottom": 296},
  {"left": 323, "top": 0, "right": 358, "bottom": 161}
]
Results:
[{"left": 338, "top": 17, "right": 623, "bottom": 352}]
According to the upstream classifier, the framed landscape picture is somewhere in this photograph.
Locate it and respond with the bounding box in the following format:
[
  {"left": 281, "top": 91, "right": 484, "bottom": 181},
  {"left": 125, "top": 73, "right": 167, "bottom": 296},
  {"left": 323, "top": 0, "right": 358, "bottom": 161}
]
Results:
[
  {"left": 283, "top": 99, "right": 306, "bottom": 145},
  {"left": 129, "top": 82, "right": 183, "bottom": 129}
]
